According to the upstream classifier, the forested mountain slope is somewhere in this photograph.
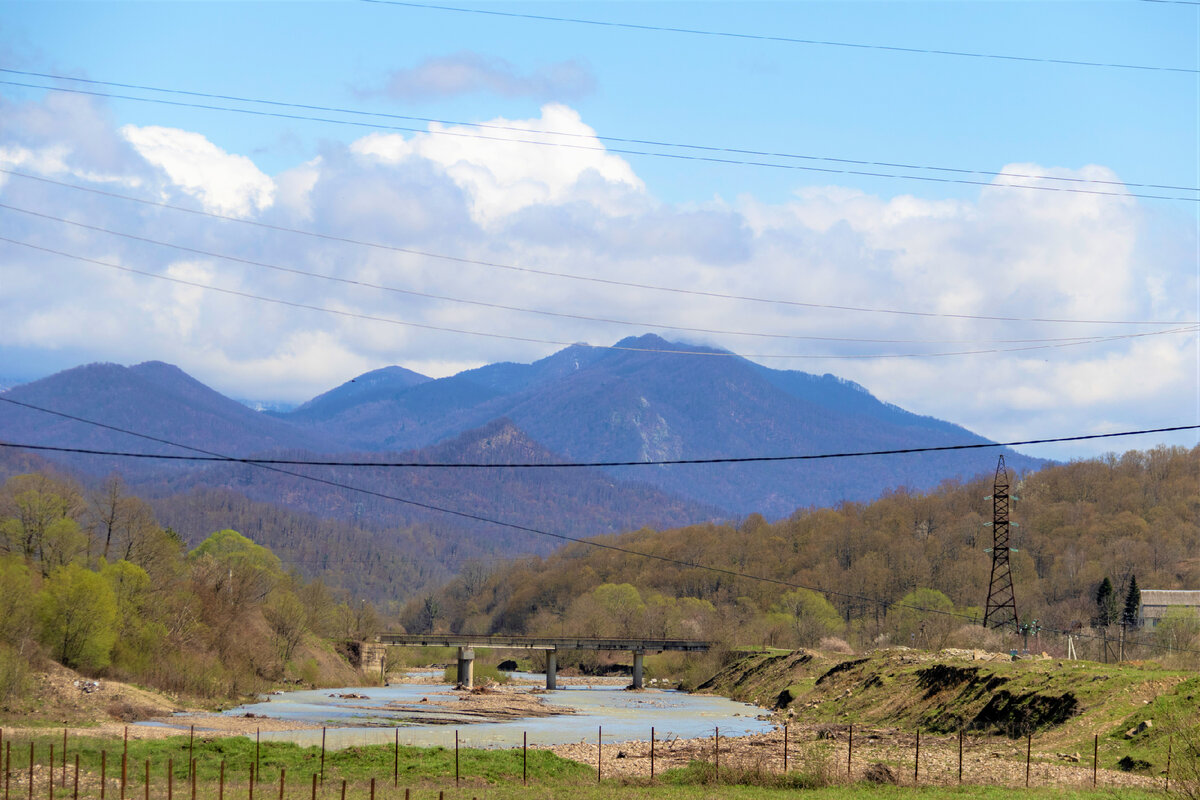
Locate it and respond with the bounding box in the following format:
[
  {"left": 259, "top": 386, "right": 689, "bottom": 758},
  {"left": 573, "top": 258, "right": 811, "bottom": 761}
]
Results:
[
  {"left": 407, "top": 445, "right": 1200, "bottom": 664},
  {"left": 0, "top": 361, "right": 335, "bottom": 472},
  {"left": 278, "top": 334, "right": 1046, "bottom": 516},
  {"left": 149, "top": 418, "right": 724, "bottom": 543}
]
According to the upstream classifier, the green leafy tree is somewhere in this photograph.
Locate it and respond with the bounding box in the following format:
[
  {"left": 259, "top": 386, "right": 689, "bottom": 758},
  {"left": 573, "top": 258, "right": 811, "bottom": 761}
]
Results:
[
  {"left": 592, "top": 583, "right": 646, "bottom": 637},
  {"left": 888, "top": 588, "right": 957, "bottom": 650},
  {"left": 0, "top": 556, "right": 36, "bottom": 652},
  {"left": 190, "top": 529, "right": 282, "bottom": 605},
  {"left": 37, "top": 563, "right": 118, "bottom": 670},
  {"left": 1122, "top": 575, "right": 1142, "bottom": 629},
  {"left": 770, "top": 588, "right": 844, "bottom": 647},
  {"left": 102, "top": 560, "right": 165, "bottom": 674}
]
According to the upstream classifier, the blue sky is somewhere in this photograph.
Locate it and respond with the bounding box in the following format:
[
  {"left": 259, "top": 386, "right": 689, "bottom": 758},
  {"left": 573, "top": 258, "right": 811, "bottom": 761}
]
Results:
[
  {"left": 6, "top": 1, "right": 1196, "bottom": 202},
  {"left": 1, "top": 0, "right": 1198, "bottom": 461}
]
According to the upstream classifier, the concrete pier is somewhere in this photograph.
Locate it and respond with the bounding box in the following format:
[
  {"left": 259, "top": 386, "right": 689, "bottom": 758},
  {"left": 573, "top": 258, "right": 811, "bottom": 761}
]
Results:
[
  {"left": 456, "top": 647, "right": 475, "bottom": 689},
  {"left": 371, "top": 634, "right": 712, "bottom": 691}
]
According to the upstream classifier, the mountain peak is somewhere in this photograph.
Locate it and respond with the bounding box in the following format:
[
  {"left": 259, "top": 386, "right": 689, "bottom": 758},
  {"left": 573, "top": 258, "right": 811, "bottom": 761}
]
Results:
[
  {"left": 612, "top": 334, "right": 731, "bottom": 355},
  {"left": 426, "top": 418, "right": 563, "bottom": 465}
]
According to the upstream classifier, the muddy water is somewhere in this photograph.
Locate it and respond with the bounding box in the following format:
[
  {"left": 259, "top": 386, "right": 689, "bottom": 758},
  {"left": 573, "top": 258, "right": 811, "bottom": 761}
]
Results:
[{"left": 162, "top": 674, "right": 773, "bottom": 750}]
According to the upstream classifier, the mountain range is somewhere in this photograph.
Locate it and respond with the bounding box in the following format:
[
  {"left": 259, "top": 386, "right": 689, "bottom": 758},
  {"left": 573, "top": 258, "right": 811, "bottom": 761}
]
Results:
[{"left": 0, "top": 334, "right": 1045, "bottom": 525}]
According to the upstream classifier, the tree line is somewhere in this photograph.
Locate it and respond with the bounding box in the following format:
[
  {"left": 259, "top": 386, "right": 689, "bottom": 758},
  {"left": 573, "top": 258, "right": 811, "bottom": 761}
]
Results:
[
  {"left": 399, "top": 445, "right": 1200, "bottom": 667},
  {"left": 0, "top": 472, "right": 377, "bottom": 704}
]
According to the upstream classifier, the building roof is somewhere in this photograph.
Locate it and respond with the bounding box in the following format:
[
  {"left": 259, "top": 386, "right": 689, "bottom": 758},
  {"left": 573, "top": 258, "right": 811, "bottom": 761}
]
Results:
[{"left": 1141, "top": 590, "right": 1200, "bottom": 606}]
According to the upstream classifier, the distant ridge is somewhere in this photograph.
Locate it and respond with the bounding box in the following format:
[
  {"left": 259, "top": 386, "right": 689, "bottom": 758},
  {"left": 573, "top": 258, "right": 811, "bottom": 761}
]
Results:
[
  {"left": 0, "top": 361, "right": 335, "bottom": 472},
  {"left": 278, "top": 334, "right": 1044, "bottom": 515},
  {"left": 0, "top": 338, "right": 1045, "bottom": 520}
]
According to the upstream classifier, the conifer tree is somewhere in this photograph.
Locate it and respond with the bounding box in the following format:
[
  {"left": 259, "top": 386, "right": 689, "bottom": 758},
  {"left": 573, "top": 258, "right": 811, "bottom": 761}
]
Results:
[
  {"left": 1095, "top": 577, "right": 1118, "bottom": 628},
  {"left": 1122, "top": 575, "right": 1142, "bottom": 630}
]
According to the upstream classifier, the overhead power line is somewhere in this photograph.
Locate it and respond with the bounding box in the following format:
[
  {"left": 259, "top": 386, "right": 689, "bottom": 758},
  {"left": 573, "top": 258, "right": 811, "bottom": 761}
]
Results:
[
  {"left": 3, "top": 203, "right": 1176, "bottom": 348},
  {"left": 2, "top": 395, "right": 1195, "bottom": 657},
  {"left": 3, "top": 67, "right": 1195, "bottom": 196},
  {"left": 2, "top": 79, "right": 1196, "bottom": 204},
  {"left": 1, "top": 423, "right": 1197, "bottom": 467},
  {"left": 359, "top": 0, "right": 1200, "bottom": 75},
  {"left": 5, "top": 170, "right": 1196, "bottom": 329},
  {"left": 5, "top": 234, "right": 1196, "bottom": 359}
]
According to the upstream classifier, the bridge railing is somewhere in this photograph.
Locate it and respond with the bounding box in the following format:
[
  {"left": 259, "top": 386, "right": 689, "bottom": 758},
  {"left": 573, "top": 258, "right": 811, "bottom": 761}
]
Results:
[{"left": 375, "top": 633, "right": 713, "bottom": 651}]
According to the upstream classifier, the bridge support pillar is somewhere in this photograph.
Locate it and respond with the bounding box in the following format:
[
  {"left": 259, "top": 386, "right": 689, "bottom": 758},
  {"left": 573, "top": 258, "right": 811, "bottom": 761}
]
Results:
[
  {"left": 632, "top": 650, "right": 645, "bottom": 689},
  {"left": 456, "top": 647, "right": 474, "bottom": 689},
  {"left": 546, "top": 650, "right": 557, "bottom": 690}
]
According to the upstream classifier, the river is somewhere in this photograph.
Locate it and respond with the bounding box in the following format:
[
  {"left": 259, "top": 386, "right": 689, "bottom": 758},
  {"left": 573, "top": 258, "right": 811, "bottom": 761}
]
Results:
[{"left": 154, "top": 672, "right": 773, "bottom": 750}]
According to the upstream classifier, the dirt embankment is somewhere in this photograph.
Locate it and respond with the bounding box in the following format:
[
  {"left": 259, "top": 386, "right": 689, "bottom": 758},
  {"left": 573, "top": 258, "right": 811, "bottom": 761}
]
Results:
[
  {"left": 2, "top": 661, "right": 189, "bottom": 739},
  {"left": 696, "top": 647, "right": 1188, "bottom": 740},
  {"left": 2, "top": 643, "right": 365, "bottom": 738}
]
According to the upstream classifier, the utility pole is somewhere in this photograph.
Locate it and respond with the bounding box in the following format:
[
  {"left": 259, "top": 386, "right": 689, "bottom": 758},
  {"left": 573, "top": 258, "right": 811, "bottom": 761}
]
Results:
[{"left": 983, "top": 456, "right": 1020, "bottom": 630}]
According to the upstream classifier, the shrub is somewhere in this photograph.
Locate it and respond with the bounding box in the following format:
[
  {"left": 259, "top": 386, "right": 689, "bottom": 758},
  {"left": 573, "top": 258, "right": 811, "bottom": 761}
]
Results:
[
  {"left": 818, "top": 637, "right": 854, "bottom": 654},
  {"left": 441, "top": 663, "right": 510, "bottom": 686},
  {"left": 0, "top": 643, "right": 30, "bottom": 705}
]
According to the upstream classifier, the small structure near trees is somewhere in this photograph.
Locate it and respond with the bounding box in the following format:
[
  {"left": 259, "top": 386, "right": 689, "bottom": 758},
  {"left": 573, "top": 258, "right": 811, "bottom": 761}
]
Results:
[{"left": 1137, "top": 589, "right": 1200, "bottom": 629}]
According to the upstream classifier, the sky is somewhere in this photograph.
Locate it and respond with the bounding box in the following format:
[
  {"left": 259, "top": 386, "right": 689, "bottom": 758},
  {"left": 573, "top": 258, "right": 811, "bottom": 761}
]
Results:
[{"left": 0, "top": 0, "right": 1197, "bottom": 461}]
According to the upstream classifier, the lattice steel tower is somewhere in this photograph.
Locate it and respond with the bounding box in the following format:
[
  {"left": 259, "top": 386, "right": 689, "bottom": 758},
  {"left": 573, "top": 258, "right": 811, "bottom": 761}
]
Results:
[{"left": 983, "top": 455, "right": 1019, "bottom": 629}]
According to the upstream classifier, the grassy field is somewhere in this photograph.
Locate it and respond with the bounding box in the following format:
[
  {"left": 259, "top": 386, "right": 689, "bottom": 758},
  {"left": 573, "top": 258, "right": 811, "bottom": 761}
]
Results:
[
  {"left": 0, "top": 730, "right": 1180, "bottom": 800},
  {"left": 4, "top": 650, "right": 1197, "bottom": 798}
]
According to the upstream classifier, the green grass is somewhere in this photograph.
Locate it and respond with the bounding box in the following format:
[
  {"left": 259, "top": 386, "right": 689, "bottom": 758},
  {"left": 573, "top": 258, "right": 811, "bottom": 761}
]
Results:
[
  {"left": 2, "top": 731, "right": 585, "bottom": 783},
  {"left": 0, "top": 730, "right": 1179, "bottom": 800}
]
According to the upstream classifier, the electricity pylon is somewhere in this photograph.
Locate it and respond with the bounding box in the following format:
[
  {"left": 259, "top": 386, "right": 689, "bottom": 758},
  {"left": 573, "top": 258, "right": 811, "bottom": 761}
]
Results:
[{"left": 983, "top": 455, "right": 1019, "bottom": 630}]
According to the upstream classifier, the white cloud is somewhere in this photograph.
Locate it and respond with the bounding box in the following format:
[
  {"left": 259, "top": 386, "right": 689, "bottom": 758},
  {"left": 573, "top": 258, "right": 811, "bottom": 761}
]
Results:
[
  {"left": 274, "top": 156, "right": 323, "bottom": 221},
  {"left": 1, "top": 91, "right": 1195, "bottom": 462},
  {"left": 193, "top": 330, "right": 381, "bottom": 401},
  {"left": 351, "top": 104, "right": 643, "bottom": 225},
  {"left": 145, "top": 260, "right": 216, "bottom": 339},
  {"left": 368, "top": 52, "right": 595, "bottom": 101},
  {"left": 120, "top": 125, "right": 276, "bottom": 217}
]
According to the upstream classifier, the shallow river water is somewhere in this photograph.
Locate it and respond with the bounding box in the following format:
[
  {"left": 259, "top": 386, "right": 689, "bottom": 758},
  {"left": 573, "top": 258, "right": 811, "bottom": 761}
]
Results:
[{"left": 165, "top": 673, "right": 773, "bottom": 750}]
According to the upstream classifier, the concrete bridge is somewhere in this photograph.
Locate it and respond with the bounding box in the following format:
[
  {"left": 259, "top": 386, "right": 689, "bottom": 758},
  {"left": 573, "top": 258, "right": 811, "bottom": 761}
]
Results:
[{"left": 356, "top": 634, "right": 712, "bottom": 690}]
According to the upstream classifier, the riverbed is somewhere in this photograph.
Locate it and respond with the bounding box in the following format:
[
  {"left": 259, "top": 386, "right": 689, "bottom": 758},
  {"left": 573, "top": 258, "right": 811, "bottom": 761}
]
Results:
[{"left": 143, "top": 672, "right": 773, "bottom": 750}]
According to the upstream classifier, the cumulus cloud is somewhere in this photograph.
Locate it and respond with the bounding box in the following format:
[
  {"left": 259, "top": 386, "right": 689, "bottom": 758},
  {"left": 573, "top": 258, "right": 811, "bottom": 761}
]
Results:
[
  {"left": 0, "top": 92, "right": 149, "bottom": 187},
  {"left": 120, "top": 125, "right": 275, "bottom": 217},
  {"left": 351, "top": 104, "right": 642, "bottom": 225},
  {"left": 365, "top": 52, "right": 594, "bottom": 101},
  {"left": 0, "top": 91, "right": 1195, "bottom": 461}
]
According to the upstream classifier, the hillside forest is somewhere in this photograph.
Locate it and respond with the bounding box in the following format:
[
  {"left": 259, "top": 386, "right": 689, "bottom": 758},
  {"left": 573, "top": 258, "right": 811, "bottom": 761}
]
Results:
[
  {"left": 401, "top": 445, "right": 1200, "bottom": 670},
  {"left": 1, "top": 445, "right": 1197, "bottom": 707},
  {"left": 0, "top": 472, "right": 373, "bottom": 705}
]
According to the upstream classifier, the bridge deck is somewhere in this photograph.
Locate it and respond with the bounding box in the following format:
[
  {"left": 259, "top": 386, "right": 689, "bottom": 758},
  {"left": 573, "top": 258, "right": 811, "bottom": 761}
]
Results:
[{"left": 376, "top": 634, "right": 711, "bottom": 652}]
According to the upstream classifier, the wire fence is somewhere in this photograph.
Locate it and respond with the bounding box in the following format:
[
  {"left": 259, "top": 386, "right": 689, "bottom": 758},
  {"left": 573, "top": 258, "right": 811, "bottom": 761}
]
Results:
[{"left": 0, "top": 721, "right": 1181, "bottom": 799}]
